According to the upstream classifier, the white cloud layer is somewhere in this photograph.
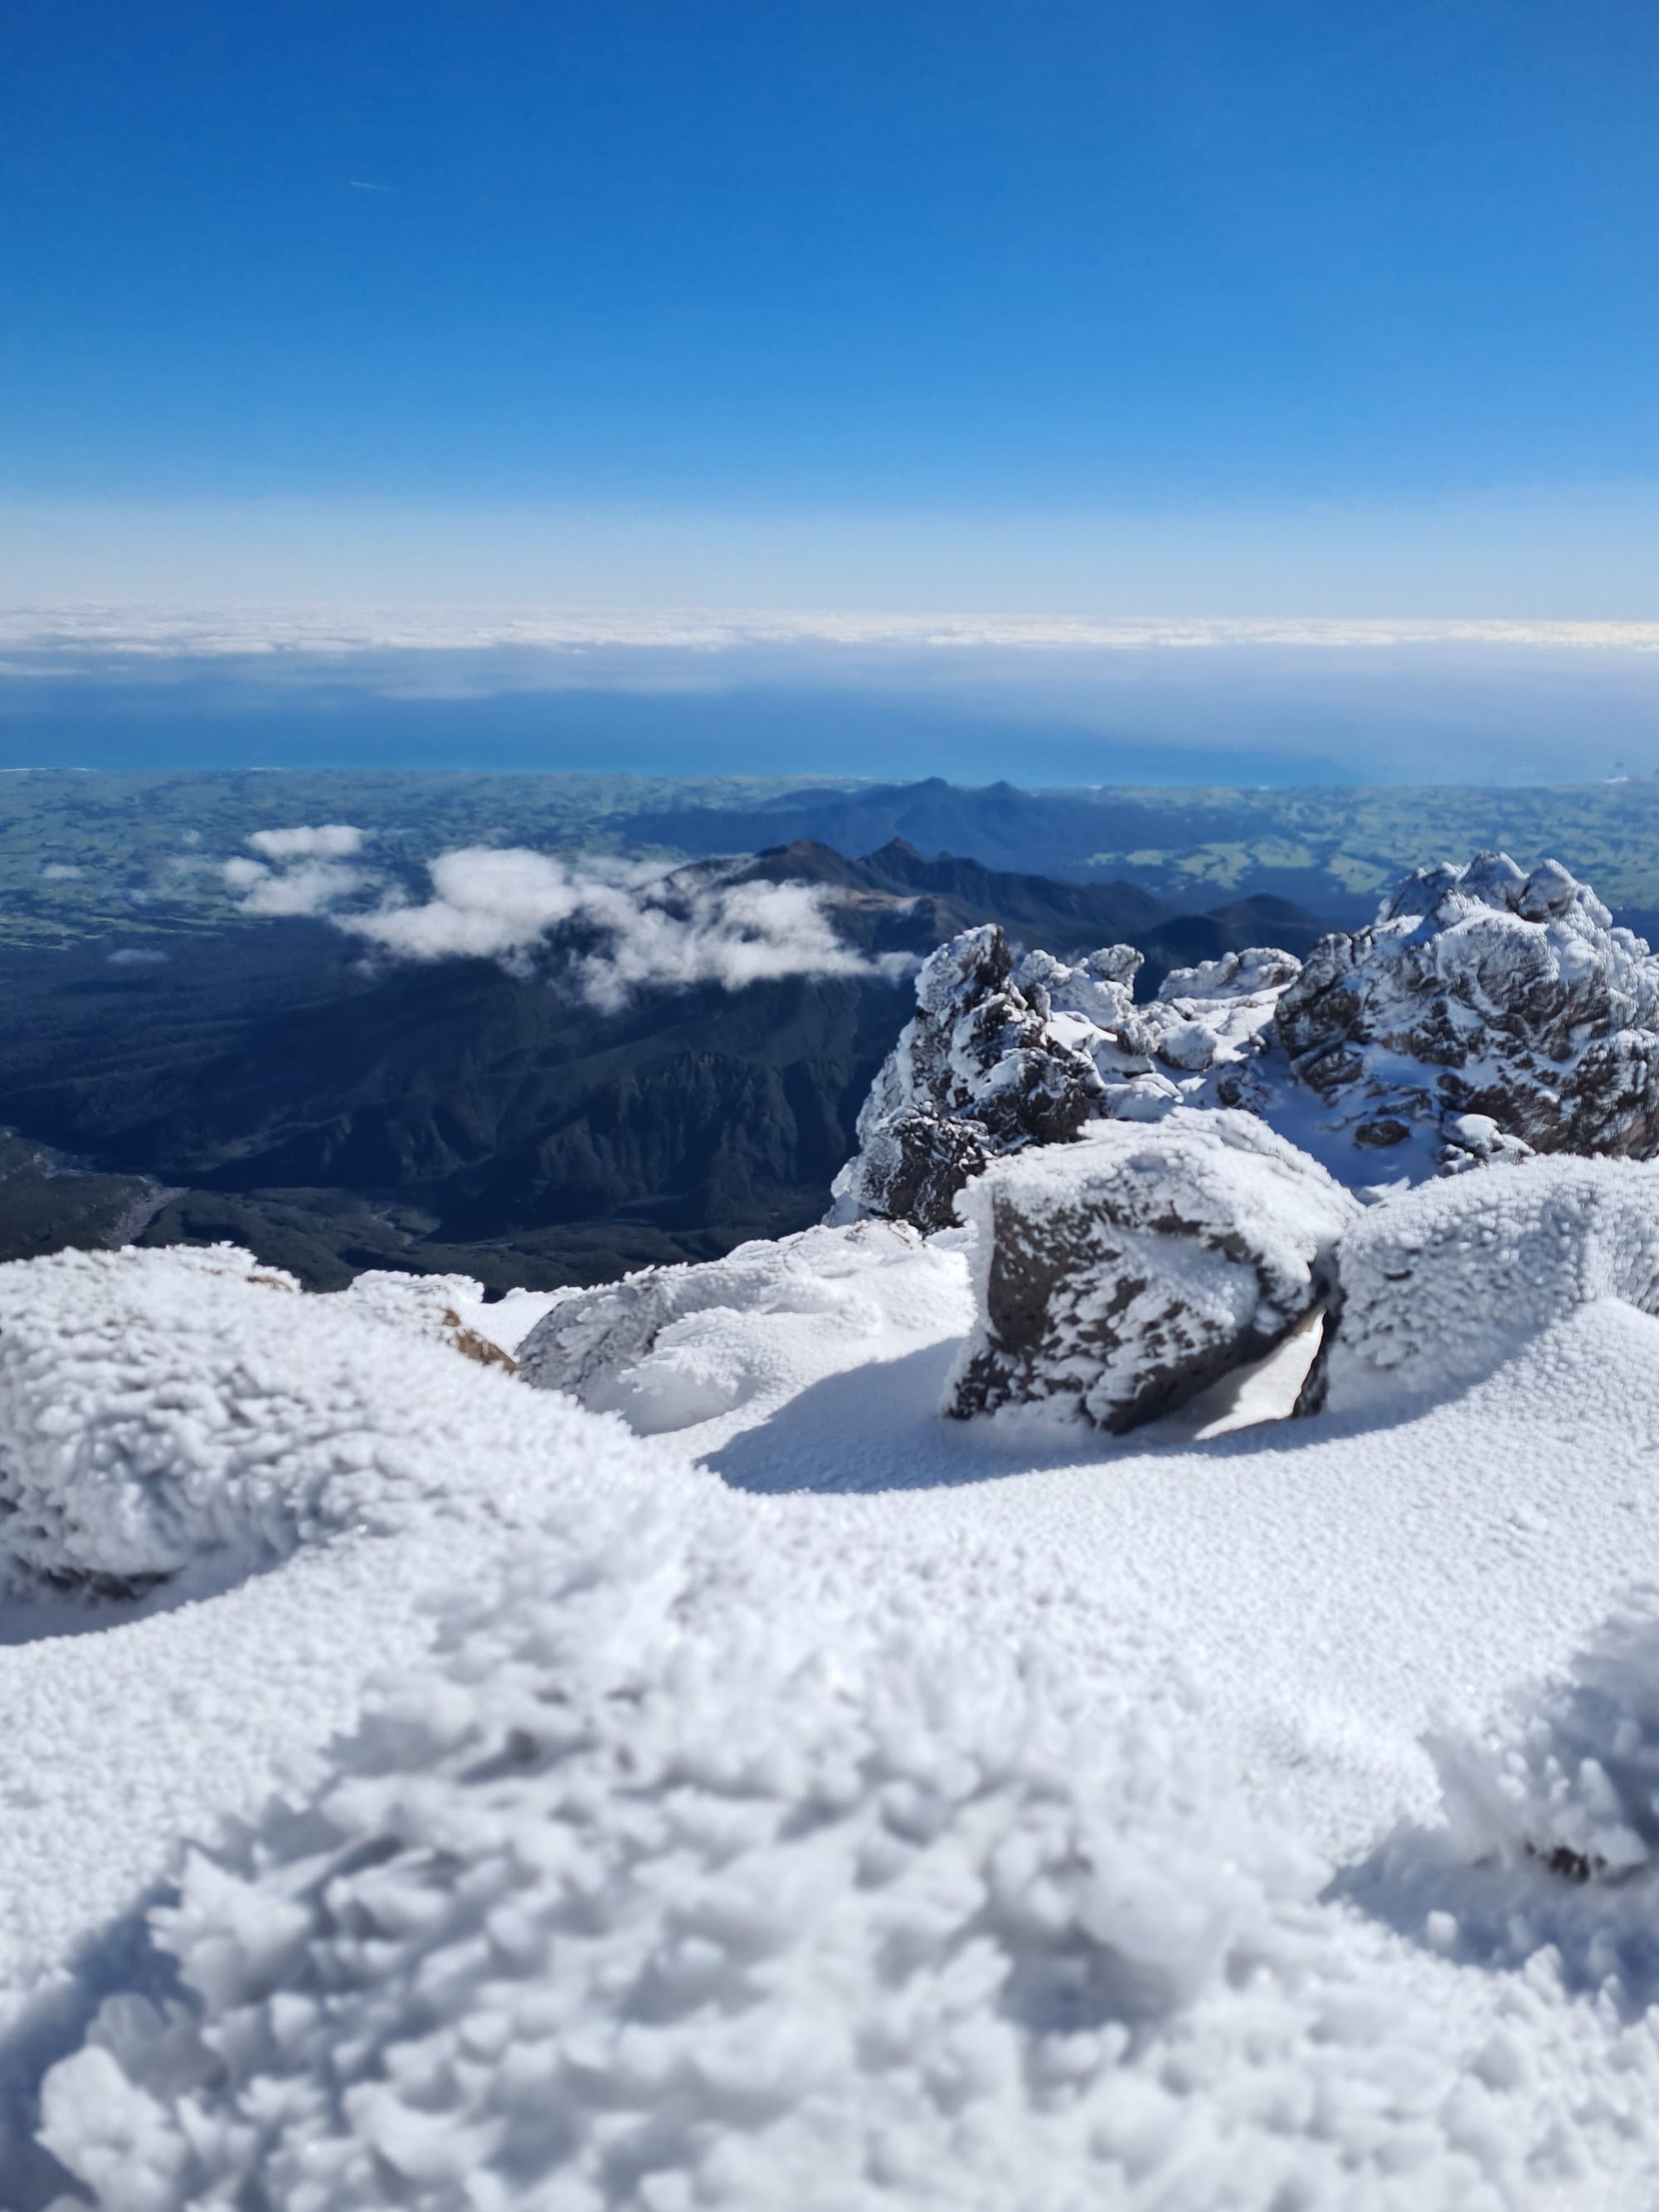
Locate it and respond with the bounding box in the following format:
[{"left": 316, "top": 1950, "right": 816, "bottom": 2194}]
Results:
[
  {"left": 222, "top": 834, "right": 902, "bottom": 1006},
  {"left": 223, "top": 825, "right": 372, "bottom": 916},
  {"left": 7, "top": 605, "right": 1659, "bottom": 659}
]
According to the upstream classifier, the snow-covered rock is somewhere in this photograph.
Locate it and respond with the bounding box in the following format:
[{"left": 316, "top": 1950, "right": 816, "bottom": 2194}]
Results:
[
  {"left": 0, "top": 1242, "right": 629, "bottom": 1595},
  {"left": 1311, "top": 1155, "right": 1659, "bottom": 1415},
  {"left": 334, "top": 1267, "right": 520, "bottom": 1370},
  {"left": 1277, "top": 851, "right": 1659, "bottom": 1164},
  {"left": 518, "top": 1218, "right": 969, "bottom": 1435},
  {"left": 946, "top": 1109, "right": 1359, "bottom": 1431},
  {"left": 832, "top": 925, "right": 1300, "bottom": 1229}
]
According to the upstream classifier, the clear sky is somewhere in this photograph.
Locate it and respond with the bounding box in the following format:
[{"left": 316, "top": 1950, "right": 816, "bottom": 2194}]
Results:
[
  {"left": 4, "top": 0, "right": 1659, "bottom": 603},
  {"left": 5, "top": 2, "right": 1659, "bottom": 779}
]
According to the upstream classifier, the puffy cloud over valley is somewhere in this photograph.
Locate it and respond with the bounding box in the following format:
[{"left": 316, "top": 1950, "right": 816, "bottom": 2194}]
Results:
[{"left": 223, "top": 830, "right": 907, "bottom": 1007}]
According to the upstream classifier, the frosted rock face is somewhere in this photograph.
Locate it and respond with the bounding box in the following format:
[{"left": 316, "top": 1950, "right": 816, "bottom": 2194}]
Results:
[
  {"left": 1312, "top": 1155, "right": 1659, "bottom": 1415},
  {"left": 1277, "top": 851, "right": 1659, "bottom": 1161},
  {"left": 833, "top": 926, "right": 1300, "bottom": 1230},
  {"left": 946, "top": 1109, "right": 1359, "bottom": 1431}
]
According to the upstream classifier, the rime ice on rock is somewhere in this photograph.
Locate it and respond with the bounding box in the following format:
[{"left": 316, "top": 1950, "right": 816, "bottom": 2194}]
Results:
[
  {"left": 1306, "top": 1154, "right": 1659, "bottom": 1415},
  {"left": 1277, "top": 850, "right": 1659, "bottom": 1163},
  {"left": 946, "top": 1108, "right": 1359, "bottom": 1432},
  {"left": 831, "top": 925, "right": 1301, "bottom": 1230}
]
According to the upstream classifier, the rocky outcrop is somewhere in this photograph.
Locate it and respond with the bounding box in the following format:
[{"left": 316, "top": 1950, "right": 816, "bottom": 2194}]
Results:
[
  {"left": 945, "top": 1109, "right": 1359, "bottom": 1432},
  {"left": 832, "top": 928, "right": 1301, "bottom": 1230},
  {"left": 1277, "top": 853, "right": 1659, "bottom": 1162}
]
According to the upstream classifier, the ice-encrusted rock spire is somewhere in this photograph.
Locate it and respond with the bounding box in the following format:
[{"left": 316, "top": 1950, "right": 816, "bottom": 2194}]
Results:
[
  {"left": 1277, "top": 850, "right": 1659, "bottom": 1161},
  {"left": 830, "top": 923, "right": 1300, "bottom": 1229}
]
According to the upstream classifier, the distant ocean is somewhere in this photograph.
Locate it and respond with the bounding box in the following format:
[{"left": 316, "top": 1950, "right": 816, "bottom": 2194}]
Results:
[{"left": 0, "top": 675, "right": 1367, "bottom": 787}]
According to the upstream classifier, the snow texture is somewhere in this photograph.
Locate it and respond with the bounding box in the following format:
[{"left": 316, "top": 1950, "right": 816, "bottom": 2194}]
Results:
[
  {"left": 332, "top": 1269, "right": 522, "bottom": 1371},
  {"left": 1314, "top": 1154, "right": 1659, "bottom": 1415},
  {"left": 1429, "top": 1589, "right": 1659, "bottom": 1882},
  {"left": 36, "top": 1558, "right": 1326, "bottom": 2212},
  {"left": 946, "top": 1108, "right": 1359, "bottom": 1430},
  {"left": 1277, "top": 850, "right": 1659, "bottom": 1167}
]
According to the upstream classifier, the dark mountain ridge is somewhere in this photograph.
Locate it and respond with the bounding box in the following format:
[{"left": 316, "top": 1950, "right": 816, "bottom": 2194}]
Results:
[{"left": 0, "top": 842, "right": 1332, "bottom": 1289}]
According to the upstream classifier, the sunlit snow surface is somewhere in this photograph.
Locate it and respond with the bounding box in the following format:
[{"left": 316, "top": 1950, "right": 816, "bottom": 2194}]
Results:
[{"left": 12, "top": 1183, "right": 1659, "bottom": 2207}]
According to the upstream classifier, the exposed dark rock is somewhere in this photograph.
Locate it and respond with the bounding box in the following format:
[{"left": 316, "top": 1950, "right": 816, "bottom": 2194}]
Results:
[{"left": 944, "top": 1109, "right": 1359, "bottom": 1432}]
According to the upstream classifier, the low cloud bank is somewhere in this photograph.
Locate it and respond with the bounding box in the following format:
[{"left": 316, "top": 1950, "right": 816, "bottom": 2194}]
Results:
[
  {"left": 246, "top": 823, "right": 365, "bottom": 860},
  {"left": 225, "top": 831, "right": 905, "bottom": 1008}
]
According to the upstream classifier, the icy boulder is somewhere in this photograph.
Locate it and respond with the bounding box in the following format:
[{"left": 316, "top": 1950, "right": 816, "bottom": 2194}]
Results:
[
  {"left": 1312, "top": 1155, "right": 1659, "bottom": 1415},
  {"left": 946, "top": 1109, "right": 1359, "bottom": 1431},
  {"left": 518, "top": 1218, "right": 967, "bottom": 1434},
  {"left": 830, "top": 925, "right": 1105, "bottom": 1230},
  {"left": 833, "top": 924, "right": 1301, "bottom": 1231},
  {"left": 1277, "top": 851, "right": 1659, "bottom": 1163},
  {"left": 0, "top": 1241, "right": 588, "bottom": 1594}
]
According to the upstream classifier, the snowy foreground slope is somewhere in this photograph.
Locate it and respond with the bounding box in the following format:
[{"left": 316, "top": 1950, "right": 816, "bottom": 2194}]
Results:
[
  {"left": 17, "top": 855, "right": 1659, "bottom": 2209},
  {"left": 8, "top": 1192, "right": 1659, "bottom": 2209}
]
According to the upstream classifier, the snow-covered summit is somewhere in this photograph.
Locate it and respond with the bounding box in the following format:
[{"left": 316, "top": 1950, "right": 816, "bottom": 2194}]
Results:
[
  {"left": 834, "top": 851, "right": 1659, "bottom": 1219},
  {"left": 25, "top": 1162, "right": 1659, "bottom": 2206},
  {"left": 830, "top": 923, "right": 1293, "bottom": 1228}
]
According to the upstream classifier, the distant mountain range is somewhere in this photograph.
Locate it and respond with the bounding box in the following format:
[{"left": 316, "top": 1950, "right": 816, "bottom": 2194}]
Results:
[{"left": 7, "top": 768, "right": 1659, "bottom": 953}]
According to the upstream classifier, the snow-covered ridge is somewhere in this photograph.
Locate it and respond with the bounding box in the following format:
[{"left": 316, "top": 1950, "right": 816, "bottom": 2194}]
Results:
[{"left": 835, "top": 850, "right": 1659, "bottom": 1212}]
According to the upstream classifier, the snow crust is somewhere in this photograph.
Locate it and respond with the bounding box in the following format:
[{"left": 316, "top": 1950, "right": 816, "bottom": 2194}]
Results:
[
  {"left": 1430, "top": 1589, "right": 1659, "bottom": 1880},
  {"left": 947, "top": 1110, "right": 1358, "bottom": 1430}
]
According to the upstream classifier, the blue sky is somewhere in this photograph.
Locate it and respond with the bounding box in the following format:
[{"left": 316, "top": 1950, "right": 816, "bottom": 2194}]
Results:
[{"left": 3, "top": 1, "right": 1658, "bottom": 775}]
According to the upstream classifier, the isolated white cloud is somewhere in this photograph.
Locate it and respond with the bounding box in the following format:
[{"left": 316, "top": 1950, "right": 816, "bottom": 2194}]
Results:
[
  {"left": 223, "top": 854, "right": 367, "bottom": 918},
  {"left": 343, "top": 846, "right": 590, "bottom": 961},
  {"left": 217, "top": 830, "right": 902, "bottom": 1002},
  {"left": 339, "top": 846, "right": 900, "bottom": 1008},
  {"left": 39, "top": 862, "right": 81, "bottom": 879},
  {"left": 246, "top": 822, "right": 366, "bottom": 860},
  {"left": 222, "top": 826, "right": 372, "bottom": 917}
]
